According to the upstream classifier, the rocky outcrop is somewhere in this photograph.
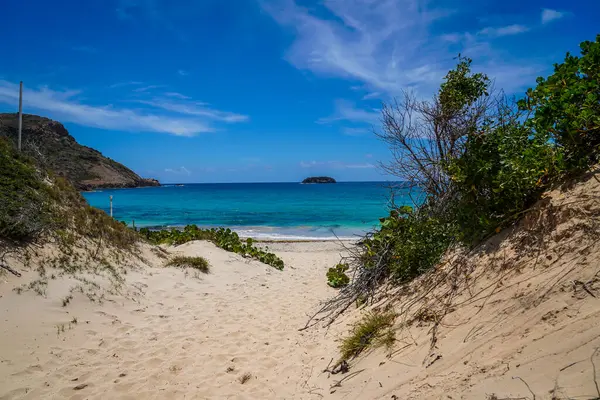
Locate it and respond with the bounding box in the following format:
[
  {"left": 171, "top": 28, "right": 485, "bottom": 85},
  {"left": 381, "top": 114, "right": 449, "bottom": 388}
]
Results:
[
  {"left": 302, "top": 176, "right": 336, "bottom": 184},
  {"left": 0, "top": 113, "right": 160, "bottom": 190}
]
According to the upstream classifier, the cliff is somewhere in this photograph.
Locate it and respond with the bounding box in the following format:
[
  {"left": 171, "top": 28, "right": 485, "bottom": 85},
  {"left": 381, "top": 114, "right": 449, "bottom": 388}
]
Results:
[{"left": 0, "top": 113, "right": 160, "bottom": 190}]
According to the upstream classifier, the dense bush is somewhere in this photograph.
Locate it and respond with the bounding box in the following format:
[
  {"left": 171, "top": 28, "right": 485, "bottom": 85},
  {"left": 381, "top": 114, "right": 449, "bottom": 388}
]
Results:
[
  {"left": 0, "top": 138, "right": 53, "bottom": 242},
  {"left": 139, "top": 225, "right": 284, "bottom": 270},
  {"left": 365, "top": 206, "right": 455, "bottom": 282},
  {"left": 0, "top": 137, "right": 140, "bottom": 251},
  {"left": 446, "top": 108, "right": 558, "bottom": 242},
  {"left": 519, "top": 35, "right": 600, "bottom": 172}
]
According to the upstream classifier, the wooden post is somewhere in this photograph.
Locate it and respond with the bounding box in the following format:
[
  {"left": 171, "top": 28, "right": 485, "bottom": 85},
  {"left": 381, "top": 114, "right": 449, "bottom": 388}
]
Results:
[
  {"left": 109, "top": 195, "right": 113, "bottom": 218},
  {"left": 18, "top": 81, "right": 23, "bottom": 152},
  {"left": 132, "top": 220, "right": 136, "bottom": 231}
]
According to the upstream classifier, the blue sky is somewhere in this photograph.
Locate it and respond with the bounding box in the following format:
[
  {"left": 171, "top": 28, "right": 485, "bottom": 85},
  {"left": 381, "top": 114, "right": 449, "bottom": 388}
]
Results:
[{"left": 0, "top": 0, "right": 597, "bottom": 183}]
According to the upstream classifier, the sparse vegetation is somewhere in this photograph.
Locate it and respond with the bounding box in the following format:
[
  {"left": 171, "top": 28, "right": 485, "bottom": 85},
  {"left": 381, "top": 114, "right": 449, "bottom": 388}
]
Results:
[
  {"left": 339, "top": 311, "right": 396, "bottom": 362},
  {"left": 239, "top": 373, "right": 252, "bottom": 384},
  {"left": 166, "top": 256, "right": 210, "bottom": 273},
  {"left": 140, "top": 225, "right": 284, "bottom": 270},
  {"left": 326, "top": 263, "right": 350, "bottom": 288}
]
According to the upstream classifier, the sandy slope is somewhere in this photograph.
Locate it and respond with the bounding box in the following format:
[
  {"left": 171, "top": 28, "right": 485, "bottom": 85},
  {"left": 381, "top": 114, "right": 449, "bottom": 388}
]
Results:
[
  {"left": 0, "top": 241, "right": 346, "bottom": 399},
  {"left": 306, "top": 173, "right": 600, "bottom": 400}
]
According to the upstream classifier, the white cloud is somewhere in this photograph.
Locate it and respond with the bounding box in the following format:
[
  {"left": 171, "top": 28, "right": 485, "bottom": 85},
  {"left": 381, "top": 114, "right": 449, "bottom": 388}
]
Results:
[
  {"left": 0, "top": 80, "right": 245, "bottom": 136},
  {"left": 262, "top": 0, "right": 542, "bottom": 96},
  {"left": 541, "top": 9, "right": 565, "bottom": 24},
  {"left": 138, "top": 98, "right": 249, "bottom": 123},
  {"left": 478, "top": 24, "right": 529, "bottom": 38},
  {"left": 318, "top": 99, "right": 379, "bottom": 125},
  {"left": 177, "top": 69, "right": 189, "bottom": 76},
  {"left": 262, "top": 0, "right": 452, "bottom": 95},
  {"left": 165, "top": 166, "right": 191, "bottom": 175}
]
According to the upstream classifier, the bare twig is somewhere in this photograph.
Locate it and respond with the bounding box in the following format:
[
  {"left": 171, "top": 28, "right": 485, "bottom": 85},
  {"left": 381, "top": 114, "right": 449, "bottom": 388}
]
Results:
[
  {"left": 0, "top": 263, "right": 22, "bottom": 277},
  {"left": 512, "top": 376, "right": 536, "bottom": 400}
]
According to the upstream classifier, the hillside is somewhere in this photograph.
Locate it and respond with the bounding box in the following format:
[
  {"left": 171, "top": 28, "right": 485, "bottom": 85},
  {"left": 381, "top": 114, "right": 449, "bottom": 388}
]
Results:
[{"left": 0, "top": 113, "right": 159, "bottom": 190}]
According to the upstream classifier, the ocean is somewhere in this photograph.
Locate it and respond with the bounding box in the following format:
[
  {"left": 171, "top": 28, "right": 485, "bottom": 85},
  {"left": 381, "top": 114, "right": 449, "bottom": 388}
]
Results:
[{"left": 83, "top": 182, "right": 415, "bottom": 240}]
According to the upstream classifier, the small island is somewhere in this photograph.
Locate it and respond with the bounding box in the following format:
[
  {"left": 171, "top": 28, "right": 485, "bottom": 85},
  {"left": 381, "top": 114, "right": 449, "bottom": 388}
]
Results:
[{"left": 302, "top": 176, "right": 336, "bottom": 184}]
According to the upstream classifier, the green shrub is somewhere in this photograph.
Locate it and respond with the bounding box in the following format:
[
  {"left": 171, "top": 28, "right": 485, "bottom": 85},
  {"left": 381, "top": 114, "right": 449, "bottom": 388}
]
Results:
[
  {"left": 166, "top": 256, "right": 210, "bottom": 273},
  {"left": 519, "top": 34, "right": 600, "bottom": 173},
  {"left": 327, "top": 263, "right": 350, "bottom": 288},
  {"left": 0, "top": 138, "right": 53, "bottom": 242},
  {"left": 365, "top": 206, "right": 455, "bottom": 282},
  {"left": 139, "top": 225, "right": 284, "bottom": 270},
  {"left": 339, "top": 311, "right": 396, "bottom": 361},
  {"left": 446, "top": 112, "right": 558, "bottom": 243}
]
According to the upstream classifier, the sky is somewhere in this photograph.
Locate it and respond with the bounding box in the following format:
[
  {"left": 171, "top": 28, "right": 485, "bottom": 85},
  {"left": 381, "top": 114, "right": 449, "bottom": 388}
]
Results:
[{"left": 0, "top": 0, "right": 597, "bottom": 183}]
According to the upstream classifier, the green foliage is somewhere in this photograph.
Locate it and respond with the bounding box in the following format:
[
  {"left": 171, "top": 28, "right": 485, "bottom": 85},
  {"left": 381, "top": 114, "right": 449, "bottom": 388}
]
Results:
[
  {"left": 0, "top": 136, "right": 140, "bottom": 251},
  {"left": 139, "top": 225, "right": 284, "bottom": 270},
  {"left": 519, "top": 35, "right": 600, "bottom": 172},
  {"left": 439, "top": 55, "right": 490, "bottom": 116},
  {"left": 366, "top": 206, "right": 455, "bottom": 282},
  {"left": 446, "top": 110, "right": 558, "bottom": 242},
  {"left": 166, "top": 256, "right": 210, "bottom": 273},
  {"left": 326, "top": 263, "right": 350, "bottom": 288},
  {"left": 0, "top": 138, "right": 53, "bottom": 242},
  {"left": 339, "top": 311, "right": 396, "bottom": 361}
]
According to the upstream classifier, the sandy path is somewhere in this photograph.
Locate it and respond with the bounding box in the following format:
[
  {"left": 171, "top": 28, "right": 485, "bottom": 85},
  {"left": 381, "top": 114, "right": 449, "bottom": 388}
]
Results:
[{"left": 0, "top": 241, "right": 346, "bottom": 399}]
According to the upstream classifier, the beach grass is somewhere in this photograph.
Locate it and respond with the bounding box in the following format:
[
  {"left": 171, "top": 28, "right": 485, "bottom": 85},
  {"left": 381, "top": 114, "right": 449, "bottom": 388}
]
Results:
[
  {"left": 166, "top": 256, "right": 210, "bottom": 273},
  {"left": 339, "top": 311, "right": 396, "bottom": 361}
]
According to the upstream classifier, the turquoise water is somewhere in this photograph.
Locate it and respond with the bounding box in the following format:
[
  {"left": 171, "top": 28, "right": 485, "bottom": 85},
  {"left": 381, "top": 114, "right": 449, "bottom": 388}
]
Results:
[{"left": 83, "top": 182, "right": 413, "bottom": 239}]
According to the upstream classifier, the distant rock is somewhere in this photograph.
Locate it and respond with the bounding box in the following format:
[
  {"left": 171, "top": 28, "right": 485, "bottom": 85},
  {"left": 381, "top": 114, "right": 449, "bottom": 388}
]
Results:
[
  {"left": 302, "top": 176, "right": 336, "bottom": 184},
  {"left": 0, "top": 113, "right": 160, "bottom": 190}
]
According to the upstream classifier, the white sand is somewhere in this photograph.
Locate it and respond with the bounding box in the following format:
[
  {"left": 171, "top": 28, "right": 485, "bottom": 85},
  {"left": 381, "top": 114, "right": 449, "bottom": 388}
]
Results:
[{"left": 0, "top": 240, "right": 347, "bottom": 399}]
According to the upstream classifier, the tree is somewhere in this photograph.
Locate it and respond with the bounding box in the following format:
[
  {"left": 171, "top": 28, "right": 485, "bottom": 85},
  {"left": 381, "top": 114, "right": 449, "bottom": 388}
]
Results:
[{"left": 377, "top": 56, "right": 491, "bottom": 210}]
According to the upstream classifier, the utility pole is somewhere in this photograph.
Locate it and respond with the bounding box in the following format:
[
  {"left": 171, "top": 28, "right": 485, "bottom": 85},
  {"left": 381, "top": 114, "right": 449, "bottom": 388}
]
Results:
[
  {"left": 18, "top": 81, "right": 23, "bottom": 152},
  {"left": 109, "top": 195, "right": 113, "bottom": 218}
]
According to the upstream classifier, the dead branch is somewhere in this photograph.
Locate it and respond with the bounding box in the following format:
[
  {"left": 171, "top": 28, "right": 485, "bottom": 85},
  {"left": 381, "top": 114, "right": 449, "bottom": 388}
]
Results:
[{"left": 0, "top": 263, "right": 21, "bottom": 277}]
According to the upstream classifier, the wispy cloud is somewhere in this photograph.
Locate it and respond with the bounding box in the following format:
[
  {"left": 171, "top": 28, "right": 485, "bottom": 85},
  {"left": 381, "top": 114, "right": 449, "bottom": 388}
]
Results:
[
  {"left": 541, "top": 9, "right": 565, "bottom": 24},
  {"left": 478, "top": 24, "right": 529, "bottom": 38},
  {"left": 318, "top": 99, "right": 379, "bottom": 125},
  {"left": 109, "top": 81, "right": 144, "bottom": 89},
  {"left": 177, "top": 69, "right": 189, "bottom": 76},
  {"left": 0, "top": 80, "right": 245, "bottom": 136},
  {"left": 137, "top": 98, "right": 249, "bottom": 123},
  {"left": 164, "top": 92, "right": 191, "bottom": 99},
  {"left": 342, "top": 127, "right": 371, "bottom": 136},
  {"left": 262, "top": 0, "right": 542, "bottom": 96},
  {"left": 133, "top": 85, "right": 166, "bottom": 93},
  {"left": 165, "top": 166, "right": 191, "bottom": 175},
  {"left": 300, "top": 160, "right": 375, "bottom": 169}
]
